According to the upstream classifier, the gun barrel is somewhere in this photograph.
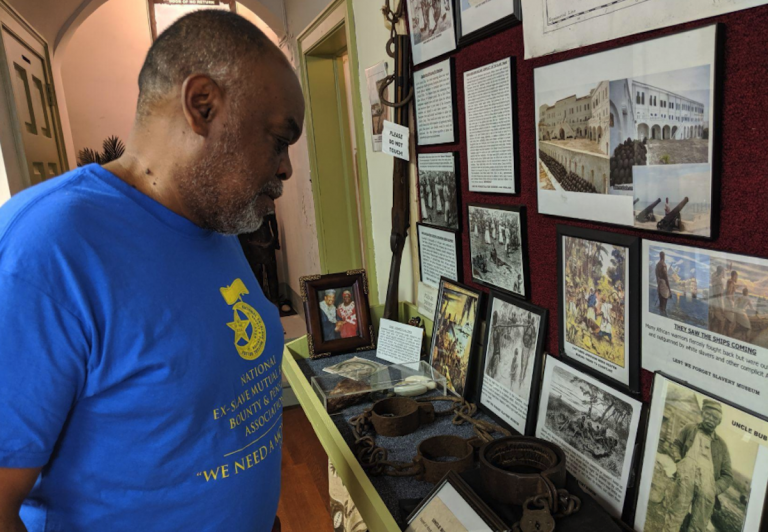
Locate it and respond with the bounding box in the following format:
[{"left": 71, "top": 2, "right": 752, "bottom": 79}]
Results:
[
  {"left": 657, "top": 197, "right": 690, "bottom": 231},
  {"left": 635, "top": 198, "right": 661, "bottom": 222}
]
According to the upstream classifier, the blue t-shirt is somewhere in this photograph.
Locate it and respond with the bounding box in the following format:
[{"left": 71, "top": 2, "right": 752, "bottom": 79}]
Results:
[{"left": 0, "top": 164, "right": 284, "bottom": 531}]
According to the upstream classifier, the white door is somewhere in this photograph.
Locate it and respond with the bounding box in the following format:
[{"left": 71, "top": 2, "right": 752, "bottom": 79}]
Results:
[{"left": 2, "top": 26, "right": 62, "bottom": 185}]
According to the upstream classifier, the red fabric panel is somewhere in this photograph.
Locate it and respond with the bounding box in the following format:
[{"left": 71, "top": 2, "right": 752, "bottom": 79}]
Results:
[{"left": 415, "top": 6, "right": 768, "bottom": 402}]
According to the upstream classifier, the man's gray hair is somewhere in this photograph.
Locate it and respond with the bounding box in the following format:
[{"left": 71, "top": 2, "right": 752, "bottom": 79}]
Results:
[{"left": 137, "top": 10, "right": 273, "bottom": 117}]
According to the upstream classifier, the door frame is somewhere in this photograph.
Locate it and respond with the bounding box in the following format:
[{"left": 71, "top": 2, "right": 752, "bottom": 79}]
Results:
[
  {"left": 0, "top": 0, "right": 69, "bottom": 195},
  {"left": 297, "top": 0, "right": 379, "bottom": 306}
]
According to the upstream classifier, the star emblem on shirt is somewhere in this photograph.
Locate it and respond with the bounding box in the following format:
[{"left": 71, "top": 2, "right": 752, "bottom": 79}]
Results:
[{"left": 227, "top": 310, "right": 250, "bottom": 344}]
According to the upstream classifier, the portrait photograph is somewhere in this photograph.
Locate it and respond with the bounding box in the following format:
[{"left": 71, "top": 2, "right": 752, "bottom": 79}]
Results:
[
  {"left": 418, "top": 153, "right": 459, "bottom": 230},
  {"left": 406, "top": 0, "right": 457, "bottom": 65},
  {"left": 536, "top": 356, "right": 642, "bottom": 519},
  {"left": 429, "top": 278, "right": 482, "bottom": 397},
  {"left": 535, "top": 25, "right": 721, "bottom": 239},
  {"left": 635, "top": 374, "right": 768, "bottom": 532},
  {"left": 558, "top": 225, "right": 640, "bottom": 391},
  {"left": 300, "top": 271, "right": 375, "bottom": 359},
  {"left": 468, "top": 204, "right": 528, "bottom": 299},
  {"left": 477, "top": 292, "right": 546, "bottom": 435}
]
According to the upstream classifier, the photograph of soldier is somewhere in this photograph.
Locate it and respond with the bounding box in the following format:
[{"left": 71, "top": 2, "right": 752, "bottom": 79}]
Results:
[
  {"left": 429, "top": 280, "right": 481, "bottom": 396},
  {"left": 543, "top": 365, "right": 632, "bottom": 478},
  {"left": 639, "top": 379, "right": 761, "bottom": 532},
  {"left": 563, "top": 235, "right": 627, "bottom": 368},
  {"left": 408, "top": 0, "right": 453, "bottom": 45},
  {"left": 418, "top": 157, "right": 459, "bottom": 230},
  {"left": 708, "top": 257, "right": 768, "bottom": 348},
  {"left": 317, "top": 286, "right": 358, "bottom": 342},
  {"left": 468, "top": 204, "right": 526, "bottom": 298},
  {"left": 647, "top": 245, "right": 710, "bottom": 329}
]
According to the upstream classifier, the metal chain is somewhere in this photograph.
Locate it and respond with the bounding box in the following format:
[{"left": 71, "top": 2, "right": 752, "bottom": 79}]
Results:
[
  {"left": 377, "top": 0, "right": 414, "bottom": 109},
  {"left": 511, "top": 477, "right": 582, "bottom": 532},
  {"left": 418, "top": 396, "right": 512, "bottom": 442}
]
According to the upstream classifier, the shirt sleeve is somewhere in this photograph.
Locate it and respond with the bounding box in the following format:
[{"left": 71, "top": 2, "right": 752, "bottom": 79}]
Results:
[{"left": 0, "top": 272, "right": 89, "bottom": 468}]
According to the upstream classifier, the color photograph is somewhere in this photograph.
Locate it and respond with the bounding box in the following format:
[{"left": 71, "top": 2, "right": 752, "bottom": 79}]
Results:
[
  {"left": 563, "top": 235, "right": 628, "bottom": 368},
  {"left": 429, "top": 279, "right": 481, "bottom": 397},
  {"left": 636, "top": 377, "right": 768, "bottom": 532},
  {"left": 317, "top": 287, "right": 359, "bottom": 342},
  {"left": 647, "top": 244, "right": 710, "bottom": 329},
  {"left": 709, "top": 257, "right": 768, "bottom": 349}
]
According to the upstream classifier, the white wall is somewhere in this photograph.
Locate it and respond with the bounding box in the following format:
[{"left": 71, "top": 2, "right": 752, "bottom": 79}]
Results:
[{"left": 351, "top": 0, "right": 415, "bottom": 305}]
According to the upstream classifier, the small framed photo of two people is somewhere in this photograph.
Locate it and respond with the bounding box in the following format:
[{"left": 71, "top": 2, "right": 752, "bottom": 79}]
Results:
[
  {"left": 475, "top": 291, "right": 546, "bottom": 436},
  {"left": 429, "top": 277, "right": 483, "bottom": 398},
  {"left": 634, "top": 373, "right": 768, "bottom": 532},
  {"left": 300, "top": 270, "right": 375, "bottom": 359},
  {"left": 557, "top": 225, "right": 641, "bottom": 393},
  {"left": 468, "top": 203, "right": 529, "bottom": 299}
]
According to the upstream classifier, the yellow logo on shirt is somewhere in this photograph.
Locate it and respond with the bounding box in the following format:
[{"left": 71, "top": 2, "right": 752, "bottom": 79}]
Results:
[{"left": 221, "top": 279, "right": 267, "bottom": 361}]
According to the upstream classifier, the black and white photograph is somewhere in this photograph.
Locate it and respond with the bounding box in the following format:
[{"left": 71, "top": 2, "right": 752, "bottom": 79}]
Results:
[
  {"left": 642, "top": 241, "right": 768, "bottom": 418},
  {"left": 635, "top": 374, "right": 768, "bottom": 532},
  {"left": 365, "top": 61, "right": 390, "bottom": 152},
  {"left": 454, "top": 0, "right": 521, "bottom": 45},
  {"left": 418, "top": 153, "right": 459, "bottom": 230},
  {"left": 414, "top": 59, "right": 456, "bottom": 146},
  {"left": 417, "top": 223, "right": 461, "bottom": 289},
  {"left": 406, "top": 0, "right": 457, "bottom": 65},
  {"left": 477, "top": 293, "right": 546, "bottom": 435},
  {"left": 535, "top": 25, "right": 720, "bottom": 238},
  {"left": 468, "top": 204, "right": 528, "bottom": 299},
  {"left": 536, "top": 356, "right": 642, "bottom": 519}
]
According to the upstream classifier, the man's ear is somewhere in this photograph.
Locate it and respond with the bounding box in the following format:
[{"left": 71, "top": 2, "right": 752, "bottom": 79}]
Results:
[{"left": 181, "top": 74, "right": 223, "bottom": 137}]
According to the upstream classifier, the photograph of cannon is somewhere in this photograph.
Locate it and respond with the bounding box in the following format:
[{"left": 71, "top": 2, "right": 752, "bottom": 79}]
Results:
[{"left": 633, "top": 164, "right": 712, "bottom": 237}]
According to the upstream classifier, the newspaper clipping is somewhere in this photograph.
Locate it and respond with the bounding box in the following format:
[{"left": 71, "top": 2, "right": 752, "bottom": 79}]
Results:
[{"left": 414, "top": 59, "right": 455, "bottom": 145}]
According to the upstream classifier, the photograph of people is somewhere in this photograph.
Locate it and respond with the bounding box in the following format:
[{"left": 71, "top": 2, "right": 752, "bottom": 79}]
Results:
[
  {"left": 319, "top": 289, "right": 340, "bottom": 341},
  {"left": 336, "top": 290, "right": 359, "bottom": 338}
]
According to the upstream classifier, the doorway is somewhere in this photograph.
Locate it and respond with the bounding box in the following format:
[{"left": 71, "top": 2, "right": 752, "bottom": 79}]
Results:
[{"left": 300, "top": 10, "right": 367, "bottom": 277}]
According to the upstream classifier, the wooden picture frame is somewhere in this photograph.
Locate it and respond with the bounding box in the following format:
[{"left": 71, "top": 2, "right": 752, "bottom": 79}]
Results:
[
  {"left": 300, "top": 270, "right": 375, "bottom": 359},
  {"left": 417, "top": 151, "right": 461, "bottom": 231},
  {"left": 148, "top": 0, "right": 237, "bottom": 40},
  {"left": 474, "top": 291, "right": 546, "bottom": 436},
  {"left": 428, "top": 277, "right": 483, "bottom": 398},
  {"left": 416, "top": 223, "right": 462, "bottom": 289},
  {"left": 454, "top": 0, "right": 522, "bottom": 47},
  {"left": 405, "top": 471, "right": 508, "bottom": 532},
  {"left": 467, "top": 203, "right": 529, "bottom": 300},
  {"left": 557, "top": 225, "right": 641, "bottom": 393}
]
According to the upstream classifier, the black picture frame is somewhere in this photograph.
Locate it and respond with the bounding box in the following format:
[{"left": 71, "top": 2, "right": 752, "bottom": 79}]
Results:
[
  {"left": 464, "top": 56, "right": 520, "bottom": 196},
  {"left": 417, "top": 152, "right": 462, "bottom": 231},
  {"left": 557, "top": 225, "right": 641, "bottom": 394},
  {"left": 299, "top": 270, "right": 375, "bottom": 359},
  {"left": 428, "top": 277, "right": 484, "bottom": 398},
  {"left": 416, "top": 223, "right": 462, "bottom": 289},
  {"left": 147, "top": 0, "right": 236, "bottom": 40},
  {"left": 454, "top": 0, "right": 522, "bottom": 47},
  {"left": 467, "top": 203, "right": 530, "bottom": 300},
  {"left": 414, "top": 57, "right": 458, "bottom": 147},
  {"left": 405, "top": 471, "right": 508, "bottom": 532},
  {"left": 534, "top": 24, "right": 723, "bottom": 241},
  {"left": 474, "top": 291, "right": 547, "bottom": 436}
]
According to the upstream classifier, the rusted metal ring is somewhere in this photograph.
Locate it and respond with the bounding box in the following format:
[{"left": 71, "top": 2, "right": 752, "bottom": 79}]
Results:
[
  {"left": 370, "top": 397, "right": 435, "bottom": 437},
  {"left": 479, "top": 436, "right": 567, "bottom": 506},
  {"left": 415, "top": 435, "right": 476, "bottom": 484}
]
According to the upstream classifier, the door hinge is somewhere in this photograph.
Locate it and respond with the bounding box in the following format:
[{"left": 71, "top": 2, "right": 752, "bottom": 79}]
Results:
[{"left": 46, "top": 84, "right": 56, "bottom": 107}]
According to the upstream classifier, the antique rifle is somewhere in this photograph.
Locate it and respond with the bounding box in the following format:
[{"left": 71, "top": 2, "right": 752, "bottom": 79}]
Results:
[{"left": 379, "top": 0, "right": 413, "bottom": 321}]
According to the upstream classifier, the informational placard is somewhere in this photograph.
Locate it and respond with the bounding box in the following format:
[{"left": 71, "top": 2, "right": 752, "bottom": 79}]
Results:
[
  {"left": 536, "top": 356, "right": 642, "bottom": 518},
  {"left": 642, "top": 240, "right": 768, "bottom": 417},
  {"left": 406, "top": 481, "right": 491, "bottom": 532},
  {"left": 417, "top": 281, "right": 439, "bottom": 319},
  {"left": 381, "top": 120, "right": 410, "bottom": 161},
  {"left": 376, "top": 319, "right": 424, "bottom": 365},
  {"left": 464, "top": 58, "right": 516, "bottom": 194},
  {"left": 414, "top": 59, "right": 455, "bottom": 146},
  {"left": 417, "top": 224, "right": 459, "bottom": 289},
  {"left": 365, "top": 61, "right": 389, "bottom": 152}
]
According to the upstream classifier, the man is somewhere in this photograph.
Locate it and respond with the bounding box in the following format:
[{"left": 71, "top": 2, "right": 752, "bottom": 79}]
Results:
[
  {"left": 598, "top": 290, "right": 613, "bottom": 343},
  {"left": 656, "top": 251, "right": 671, "bottom": 316},
  {"left": 0, "top": 11, "right": 304, "bottom": 532},
  {"left": 663, "top": 399, "right": 733, "bottom": 532},
  {"left": 319, "top": 290, "right": 340, "bottom": 341}
]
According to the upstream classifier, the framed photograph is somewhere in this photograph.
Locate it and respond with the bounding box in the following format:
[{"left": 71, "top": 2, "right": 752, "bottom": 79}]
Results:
[
  {"left": 417, "top": 223, "right": 461, "bottom": 289},
  {"left": 406, "top": 0, "right": 457, "bottom": 66},
  {"left": 414, "top": 59, "right": 457, "bottom": 146},
  {"left": 468, "top": 203, "right": 529, "bottom": 299},
  {"left": 429, "top": 277, "right": 483, "bottom": 397},
  {"left": 536, "top": 355, "right": 643, "bottom": 521},
  {"left": 405, "top": 471, "right": 507, "bottom": 532},
  {"left": 535, "top": 24, "right": 722, "bottom": 240},
  {"left": 557, "top": 225, "right": 641, "bottom": 392},
  {"left": 148, "top": 0, "right": 236, "bottom": 40},
  {"left": 465, "top": 57, "right": 519, "bottom": 194},
  {"left": 418, "top": 152, "right": 460, "bottom": 230},
  {"left": 642, "top": 240, "right": 768, "bottom": 418},
  {"left": 635, "top": 373, "right": 768, "bottom": 532},
  {"left": 476, "top": 291, "right": 546, "bottom": 436},
  {"left": 454, "top": 0, "right": 521, "bottom": 46},
  {"left": 299, "top": 270, "right": 375, "bottom": 359}
]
